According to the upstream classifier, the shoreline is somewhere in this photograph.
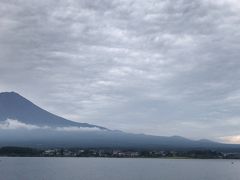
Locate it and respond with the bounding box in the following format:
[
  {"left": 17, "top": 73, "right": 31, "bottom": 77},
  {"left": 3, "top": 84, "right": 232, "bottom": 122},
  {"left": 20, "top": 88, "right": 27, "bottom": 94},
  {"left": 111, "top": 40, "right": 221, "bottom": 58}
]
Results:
[{"left": 0, "top": 156, "right": 240, "bottom": 160}]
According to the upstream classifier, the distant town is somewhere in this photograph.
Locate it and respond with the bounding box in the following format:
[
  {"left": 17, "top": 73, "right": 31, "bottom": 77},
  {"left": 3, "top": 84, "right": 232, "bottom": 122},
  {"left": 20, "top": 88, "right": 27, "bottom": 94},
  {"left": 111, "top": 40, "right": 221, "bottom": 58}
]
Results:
[{"left": 0, "top": 147, "right": 240, "bottom": 159}]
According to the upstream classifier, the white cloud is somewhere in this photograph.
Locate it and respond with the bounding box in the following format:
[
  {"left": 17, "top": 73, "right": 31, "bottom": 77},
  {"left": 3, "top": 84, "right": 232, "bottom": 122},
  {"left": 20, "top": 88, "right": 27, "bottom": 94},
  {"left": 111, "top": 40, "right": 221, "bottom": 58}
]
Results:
[
  {"left": 56, "top": 126, "right": 102, "bottom": 132},
  {"left": 0, "top": 119, "right": 42, "bottom": 130},
  {"left": 0, "top": 119, "right": 101, "bottom": 132}
]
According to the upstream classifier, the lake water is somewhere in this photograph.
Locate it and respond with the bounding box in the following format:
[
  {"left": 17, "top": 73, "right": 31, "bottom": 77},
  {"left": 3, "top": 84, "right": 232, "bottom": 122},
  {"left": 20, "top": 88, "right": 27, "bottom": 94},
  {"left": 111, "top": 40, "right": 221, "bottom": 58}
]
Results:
[{"left": 0, "top": 157, "right": 239, "bottom": 180}]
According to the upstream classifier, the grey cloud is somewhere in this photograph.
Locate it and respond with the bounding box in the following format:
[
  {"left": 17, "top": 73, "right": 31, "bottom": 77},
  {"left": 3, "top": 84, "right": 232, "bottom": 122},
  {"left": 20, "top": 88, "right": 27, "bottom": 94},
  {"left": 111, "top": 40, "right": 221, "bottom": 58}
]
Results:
[{"left": 0, "top": 0, "right": 240, "bottom": 142}]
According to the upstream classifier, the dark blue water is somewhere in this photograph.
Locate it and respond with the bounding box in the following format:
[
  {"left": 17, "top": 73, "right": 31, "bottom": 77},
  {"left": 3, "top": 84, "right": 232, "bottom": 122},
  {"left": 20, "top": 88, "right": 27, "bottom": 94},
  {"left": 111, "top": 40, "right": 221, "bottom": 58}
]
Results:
[{"left": 0, "top": 157, "right": 239, "bottom": 180}]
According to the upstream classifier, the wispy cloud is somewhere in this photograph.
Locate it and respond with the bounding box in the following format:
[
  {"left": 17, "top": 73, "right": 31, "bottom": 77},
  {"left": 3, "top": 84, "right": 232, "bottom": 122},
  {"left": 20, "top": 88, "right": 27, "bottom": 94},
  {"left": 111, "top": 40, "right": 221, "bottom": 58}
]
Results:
[
  {"left": 0, "top": 119, "right": 101, "bottom": 132},
  {"left": 56, "top": 126, "right": 102, "bottom": 132},
  {"left": 0, "top": 119, "right": 42, "bottom": 130}
]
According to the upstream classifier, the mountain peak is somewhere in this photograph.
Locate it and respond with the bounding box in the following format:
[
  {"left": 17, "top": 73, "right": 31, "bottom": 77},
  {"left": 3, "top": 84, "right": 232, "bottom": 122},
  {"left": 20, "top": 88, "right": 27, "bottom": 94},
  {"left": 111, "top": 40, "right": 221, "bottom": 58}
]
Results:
[
  {"left": 0, "top": 91, "right": 107, "bottom": 130},
  {"left": 0, "top": 91, "right": 20, "bottom": 96},
  {"left": 0, "top": 91, "right": 25, "bottom": 101},
  {"left": 0, "top": 91, "right": 33, "bottom": 108}
]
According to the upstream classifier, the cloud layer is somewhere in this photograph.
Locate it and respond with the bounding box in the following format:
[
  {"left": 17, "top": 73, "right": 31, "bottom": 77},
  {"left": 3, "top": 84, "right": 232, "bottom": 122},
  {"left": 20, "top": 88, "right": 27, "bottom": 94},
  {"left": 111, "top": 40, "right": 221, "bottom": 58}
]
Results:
[
  {"left": 0, "top": 119, "right": 41, "bottom": 130},
  {"left": 0, "top": 0, "right": 240, "bottom": 142},
  {"left": 0, "top": 119, "right": 101, "bottom": 132}
]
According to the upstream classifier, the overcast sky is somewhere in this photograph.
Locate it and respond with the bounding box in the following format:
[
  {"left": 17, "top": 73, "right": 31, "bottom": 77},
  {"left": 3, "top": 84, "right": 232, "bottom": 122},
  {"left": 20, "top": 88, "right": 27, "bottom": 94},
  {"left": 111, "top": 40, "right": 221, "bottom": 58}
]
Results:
[{"left": 1, "top": 0, "right": 240, "bottom": 143}]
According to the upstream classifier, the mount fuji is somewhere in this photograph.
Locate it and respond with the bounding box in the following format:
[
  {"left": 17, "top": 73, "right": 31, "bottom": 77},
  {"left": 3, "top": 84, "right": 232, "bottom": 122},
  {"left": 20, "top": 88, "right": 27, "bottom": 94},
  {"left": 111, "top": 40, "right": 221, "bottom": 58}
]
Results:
[{"left": 0, "top": 91, "right": 239, "bottom": 151}]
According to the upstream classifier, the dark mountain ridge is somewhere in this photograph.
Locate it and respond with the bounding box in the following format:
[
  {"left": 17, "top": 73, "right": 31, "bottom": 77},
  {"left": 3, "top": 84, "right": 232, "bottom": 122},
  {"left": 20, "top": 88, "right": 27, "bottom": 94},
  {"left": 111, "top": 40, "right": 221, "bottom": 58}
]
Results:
[
  {"left": 0, "top": 92, "right": 106, "bottom": 130},
  {"left": 0, "top": 91, "right": 240, "bottom": 151}
]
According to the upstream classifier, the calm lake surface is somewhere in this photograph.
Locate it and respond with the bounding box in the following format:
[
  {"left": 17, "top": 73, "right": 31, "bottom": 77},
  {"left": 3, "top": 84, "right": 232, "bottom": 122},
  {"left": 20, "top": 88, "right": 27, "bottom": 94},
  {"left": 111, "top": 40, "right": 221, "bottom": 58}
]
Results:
[{"left": 0, "top": 157, "right": 239, "bottom": 180}]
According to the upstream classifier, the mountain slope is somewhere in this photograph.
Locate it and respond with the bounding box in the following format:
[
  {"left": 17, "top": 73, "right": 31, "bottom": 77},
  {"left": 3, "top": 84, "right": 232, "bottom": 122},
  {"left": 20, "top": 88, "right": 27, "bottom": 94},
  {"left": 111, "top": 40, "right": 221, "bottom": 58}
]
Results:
[
  {"left": 0, "top": 92, "right": 106, "bottom": 129},
  {"left": 0, "top": 91, "right": 240, "bottom": 151}
]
